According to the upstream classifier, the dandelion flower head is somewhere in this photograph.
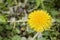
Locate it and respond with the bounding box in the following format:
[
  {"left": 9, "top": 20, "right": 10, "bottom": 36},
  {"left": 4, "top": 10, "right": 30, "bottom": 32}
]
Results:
[{"left": 27, "top": 10, "right": 52, "bottom": 32}]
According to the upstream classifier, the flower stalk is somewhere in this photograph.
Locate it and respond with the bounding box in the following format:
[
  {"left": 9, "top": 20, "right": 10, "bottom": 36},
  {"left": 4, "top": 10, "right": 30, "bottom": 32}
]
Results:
[{"left": 31, "top": 32, "right": 42, "bottom": 40}]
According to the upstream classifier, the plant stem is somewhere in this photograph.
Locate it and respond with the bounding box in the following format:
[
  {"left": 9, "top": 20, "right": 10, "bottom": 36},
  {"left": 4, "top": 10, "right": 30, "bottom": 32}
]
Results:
[
  {"left": 32, "top": 32, "right": 43, "bottom": 40},
  {"left": 37, "top": 32, "right": 43, "bottom": 40},
  {"left": 31, "top": 32, "right": 39, "bottom": 40},
  {"left": 13, "top": 22, "right": 16, "bottom": 29}
]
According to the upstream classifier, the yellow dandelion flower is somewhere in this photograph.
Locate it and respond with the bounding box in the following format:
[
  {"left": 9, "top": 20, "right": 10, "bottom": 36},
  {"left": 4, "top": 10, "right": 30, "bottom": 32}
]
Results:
[{"left": 27, "top": 10, "right": 52, "bottom": 32}]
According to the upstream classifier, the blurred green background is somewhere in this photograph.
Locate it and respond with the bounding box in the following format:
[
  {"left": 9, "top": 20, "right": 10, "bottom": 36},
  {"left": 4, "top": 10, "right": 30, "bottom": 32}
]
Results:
[{"left": 0, "top": 0, "right": 60, "bottom": 40}]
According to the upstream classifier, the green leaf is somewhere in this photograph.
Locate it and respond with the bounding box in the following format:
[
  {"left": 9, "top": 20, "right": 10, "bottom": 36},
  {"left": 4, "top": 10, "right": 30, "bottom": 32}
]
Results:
[
  {"left": 36, "top": 0, "right": 44, "bottom": 8},
  {"left": 0, "top": 36, "right": 2, "bottom": 40},
  {"left": 0, "top": 15, "right": 7, "bottom": 23},
  {"left": 39, "top": 38, "right": 46, "bottom": 40},
  {"left": 15, "top": 28, "right": 20, "bottom": 34},
  {"left": 43, "top": 32, "right": 50, "bottom": 36},
  {"left": 3, "top": 38, "right": 10, "bottom": 40},
  {"left": 50, "top": 10, "right": 59, "bottom": 17},
  {"left": 50, "top": 10, "right": 60, "bottom": 22},
  {"left": 12, "top": 28, "right": 20, "bottom": 34},
  {"left": 7, "top": 0, "right": 12, "bottom": 4},
  {"left": 7, "top": 0, "right": 14, "bottom": 6},
  {"left": 0, "top": 26, "right": 3, "bottom": 32},
  {"left": 36, "top": 0, "right": 41, "bottom": 8},
  {"left": 5, "top": 25, "right": 13, "bottom": 30},
  {"left": 0, "top": 0, "right": 3, "bottom": 3},
  {"left": 56, "top": 19, "right": 60, "bottom": 22},
  {"left": 12, "top": 35, "right": 21, "bottom": 40},
  {"left": 27, "top": 27, "right": 34, "bottom": 33}
]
